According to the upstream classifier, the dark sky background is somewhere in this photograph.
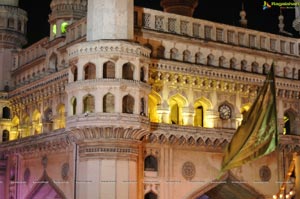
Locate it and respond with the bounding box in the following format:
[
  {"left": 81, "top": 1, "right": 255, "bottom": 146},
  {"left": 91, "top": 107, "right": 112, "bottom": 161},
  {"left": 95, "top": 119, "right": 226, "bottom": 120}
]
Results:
[{"left": 19, "top": 0, "right": 299, "bottom": 46}]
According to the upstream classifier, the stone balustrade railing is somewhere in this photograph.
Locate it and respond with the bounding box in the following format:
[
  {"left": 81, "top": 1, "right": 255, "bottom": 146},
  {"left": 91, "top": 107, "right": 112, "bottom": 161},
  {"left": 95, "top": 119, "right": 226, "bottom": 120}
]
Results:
[
  {"left": 16, "top": 37, "right": 48, "bottom": 68},
  {"left": 66, "top": 17, "right": 87, "bottom": 44},
  {"left": 134, "top": 7, "right": 300, "bottom": 57}
]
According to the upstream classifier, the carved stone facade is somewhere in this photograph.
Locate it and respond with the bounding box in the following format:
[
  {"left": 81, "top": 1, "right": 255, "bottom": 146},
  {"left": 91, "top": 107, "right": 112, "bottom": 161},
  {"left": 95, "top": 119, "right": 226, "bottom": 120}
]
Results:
[{"left": 0, "top": 0, "right": 299, "bottom": 199}]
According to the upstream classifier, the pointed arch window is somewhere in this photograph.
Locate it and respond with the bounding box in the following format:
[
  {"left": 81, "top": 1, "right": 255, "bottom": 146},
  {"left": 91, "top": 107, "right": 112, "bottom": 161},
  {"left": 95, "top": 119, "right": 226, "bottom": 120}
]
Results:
[
  {"left": 49, "top": 53, "right": 58, "bottom": 71},
  {"left": 83, "top": 95, "right": 95, "bottom": 113},
  {"left": 219, "top": 56, "right": 226, "bottom": 67},
  {"left": 194, "top": 106, "right": 203, "bottom": 127},
  {"left": 103, "top": 93, "right": 115, "bottom": 113},
  {"left": 157, "top": 45, "right": 165, "bottom": 59},
  {"left": 103, "top": 61, "right": 115, "bottom": 78},
  {"left": 2, "top": 107, "right": 10, "bottom": 119},
  {"left": 71, "top": 97, "right": 77, "bottom": 115},
  {"left": 207, "top": 54, "right": 214, "bottom": 66},
  {"left": 284, "top": 111, "right": 296, "bottom": 135},
  {"left": 122, "top": 95, "right": 134, "bottom": 114},
  {"left": 84, "top": 63, "right": 96, "bottom": 80},
  {"left": 170, "top": 48, "right": 179, "bottom": 60},
  {"left": 72, "top": 66, "right": 78, "bottom": 82},
  {"left": 230, "top": 58, "right": 236, "bottom": 69},
  {"left": 241, "top": 60, "right": 247, "bottom": 71},
  {"left": 140, "top": 67, "right": 146, "bottom": 82},
  {"left": 195, "top": 52, "right": 203, "bottom": 64},
  {"left": 2, "top": 130, "right": 9, "bottom": 142},
  {"left": 122, "top": 63, "right": 134, "bottom": 80},
  {"left": 183, "top": 50, "right": 191, "bottom": 62}
]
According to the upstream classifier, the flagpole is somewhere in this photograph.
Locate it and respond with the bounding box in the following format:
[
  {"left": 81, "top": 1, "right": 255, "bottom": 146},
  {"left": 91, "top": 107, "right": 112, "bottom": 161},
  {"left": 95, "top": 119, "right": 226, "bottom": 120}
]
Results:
[{"left": 295, "top": 153, "right": 300, "bottom": 199}]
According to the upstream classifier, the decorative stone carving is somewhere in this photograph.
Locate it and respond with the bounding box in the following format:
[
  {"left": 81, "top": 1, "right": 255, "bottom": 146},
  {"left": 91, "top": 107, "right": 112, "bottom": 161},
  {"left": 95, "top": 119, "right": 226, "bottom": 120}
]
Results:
[
  {"left": 259, "top": 165, "right": 271, "bottom": 182},
  {"left": 182, "top": 161, "right": 196, "bottom": 180},
  {"left": 61, "top": 163, "right": 69, "bottom": 180}
]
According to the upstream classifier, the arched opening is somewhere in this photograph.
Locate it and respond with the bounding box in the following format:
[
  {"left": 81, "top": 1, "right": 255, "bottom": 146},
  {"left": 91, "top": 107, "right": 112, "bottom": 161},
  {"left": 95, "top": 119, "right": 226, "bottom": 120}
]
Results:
[
  {"left": 194, "top": 97, "right": 213, "bottom": 128},
  {"left": 122, "top": 95, "right": 134, "bottom": 114},
  {"left": 2, "top": 130, "right": 9, "bottom": 142},
  {"left": 103, "top": 61, "right": 115, "bottom": 78},
  {"left": 263, "top": 64, "right": 269, "bottom": 75},
  {"left": 168, "top": 94, "right": 187, "bottom": 125},
  {"left": 144, "top": 192, "right": 158, "bottom": 199},
  {"left": 71, "top": 97, "right": 77, "bottom": 115},
  {"left": 144, "top": 43, "right": 153, "bottom": 57},
  {"left": 122, "top": 63, "right": 134, "bottom": 80},
  {"left": 83, "top": 95, "right": 95, "bottom": 113},
  {"left": 170, "top": 48, "right": 179, "bottom": 60},
  {"left": 195, "top": 52, "right": 203, "bottom": 64},
  {"left": 103, "top": 93, "right": 115, "bottom": 113},
  {"left": 2, "top": 106, "right": 10, "bottom": 119},
  {"left": 194, "top": 106, "right": 204, "bottom": 127},
  {"left": 144, "top": 155, "right": 158, "bottom": 171},
  {"left": 84, "top": 63, "right": 96, "bottom": 80},
  {"left": 207, "top": 54, "right": 214, "bottom": 66},
  {"left": 22, "top": 115, "right": 31, "bottom": 137},
  {"left": 43, "top": 108, "right": 53, "bottom": 132},
  {"left": 140, "top": 98, "right": 146, "bottom": 116},
  {"left": 157, "top": 45, "right": 165, "bottom": 58},
  {"left": 241, "top": 60, "right": 247, "bottom": 71},
  {"left": 230, "top": 58, "right": 237, "bottom": 69},
  {"left": 219, "top": 56, "right": 226, "bottom": 67},
  {"left": 44, "top": 108, "right": 53, "bottom": 122},
  {"left": 292, "top": 68, "right": 296, "bottom": 79},
  {"left": 183, "top": 50, "right": 191, "bottom": 62},
  {"left": 61, "top": 22, "right": 68, "bottom": 34},
  {"left": 251, "top": 62, "right": 259, "bottom": 73},
  {"left": 140, "top": 67, "right": 146, "bottom": 82},
  {"left": 32, "top": 110, "right": 42, "bottom": 134},
  {"left": 52, "top": 24, "right": 57, "bottom": 36},
  {"left": 71, "top": 66, "right": 78, "bottom": 82},
  {"left": 49, "top": 53, "right": 58, "bottom": 71},
  {"left": 284, "top": 110, "right": 296, "bottom": 135},
  {"left": 8, "top": 18, "right": 14, "bottom": 28},
  {"left": 56, "top": 104, "right": 65, "bottom": 129},
  {"left": 148, "top": 91, "right": 161, "bottom": 123}
]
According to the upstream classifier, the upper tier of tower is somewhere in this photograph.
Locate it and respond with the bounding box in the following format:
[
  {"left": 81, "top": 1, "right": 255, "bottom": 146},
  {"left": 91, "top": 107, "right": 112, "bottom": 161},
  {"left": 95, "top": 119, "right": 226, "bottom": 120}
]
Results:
[
  {"left": 0, "top": 0, "right": 27, "bottom": 48},
  {"left": 49, "top": 0, "right": 87, "bottom": 40}
]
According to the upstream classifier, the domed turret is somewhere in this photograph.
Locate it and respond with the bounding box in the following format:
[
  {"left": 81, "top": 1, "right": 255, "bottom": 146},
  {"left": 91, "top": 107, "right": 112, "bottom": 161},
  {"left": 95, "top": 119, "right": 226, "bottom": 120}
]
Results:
[
  {"left": 49, "top": 0, "right": 87, "bottom": 40},
  {"left": 160, "top": 0, "right": 198, "bottom": 17}
]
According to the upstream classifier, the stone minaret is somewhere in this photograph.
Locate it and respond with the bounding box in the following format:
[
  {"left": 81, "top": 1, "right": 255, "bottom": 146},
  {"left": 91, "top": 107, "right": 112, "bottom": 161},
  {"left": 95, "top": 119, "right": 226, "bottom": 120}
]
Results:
[
  {"left": 160, "top": 0, "right": 198, "bottom": 17},
  {"left": 0, "top": 0, "right": 27, "bottom": 91},
  {"left": 293, "top": 0, "right": 300, "bottom": 33},
  {"left": 49, "top": 0, "right": 87, "bottom": 40},
  {"left": 66, "top": 0, "right": 151, "bottom": 198}
]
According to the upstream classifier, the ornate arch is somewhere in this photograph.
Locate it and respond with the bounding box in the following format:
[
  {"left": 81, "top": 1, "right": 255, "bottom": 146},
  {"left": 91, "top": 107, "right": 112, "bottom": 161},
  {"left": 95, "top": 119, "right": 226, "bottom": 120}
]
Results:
[
  {"left": 25, "top": 171, "right": 67, "bottom": 199},
  {"left": 194, "top": 97, "right": 213, "bottom": 128},
  {"left": 148, "top": 91, "right": 162, "bottom": 122}
]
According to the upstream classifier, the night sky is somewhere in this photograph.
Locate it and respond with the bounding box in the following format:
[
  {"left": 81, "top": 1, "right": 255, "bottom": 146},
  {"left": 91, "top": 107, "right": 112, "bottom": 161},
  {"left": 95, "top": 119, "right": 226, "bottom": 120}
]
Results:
[{"left": 19, "top": 0, "right": 299, "bottom": 46}]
